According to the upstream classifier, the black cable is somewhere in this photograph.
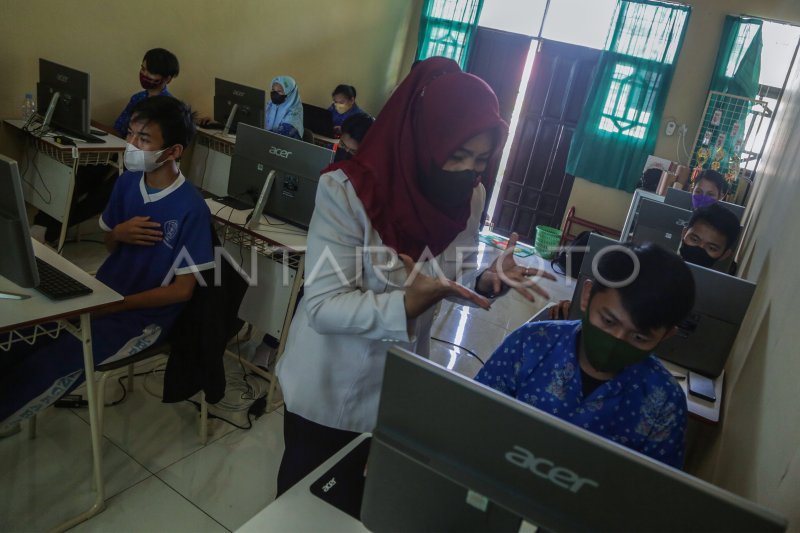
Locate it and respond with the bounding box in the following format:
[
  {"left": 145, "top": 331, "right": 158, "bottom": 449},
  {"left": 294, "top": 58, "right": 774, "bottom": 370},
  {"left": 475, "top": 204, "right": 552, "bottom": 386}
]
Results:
[
  {"left": 183, "top": 398, "right": 255, "bottom": 431},
  {"left": 85, "top": 364, "right": 262, "bottom": 431},
  {"left": 19, "top": 136, "right": 53, "bottom": 205},
  {"left": 62, "top": 238, "right": 106, "bottom": 246},
  {"left": 430, "top": 337, "right": 485, "bottom": 365}
]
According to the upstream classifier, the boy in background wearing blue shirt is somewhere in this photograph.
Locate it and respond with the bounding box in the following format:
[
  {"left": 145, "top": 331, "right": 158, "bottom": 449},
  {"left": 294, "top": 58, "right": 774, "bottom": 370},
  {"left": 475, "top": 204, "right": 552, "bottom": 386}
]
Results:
[
  {"left": 113, "top": 48, "right": 180, "bottom": 137},
  {"left": 32, "top": 48, "right": 181, "bottom": 244},
  {"left": 477, "top": 243, "right": 695, "bottom": 469},
  {"left": 0, "top": 95, "right": 213, "bottom": 435}
]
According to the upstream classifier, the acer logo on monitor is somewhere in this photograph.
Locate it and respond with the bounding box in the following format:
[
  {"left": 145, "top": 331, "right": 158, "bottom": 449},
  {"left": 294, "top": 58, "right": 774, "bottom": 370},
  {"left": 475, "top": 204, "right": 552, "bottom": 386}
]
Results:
[
  {"left": 505, "top": 445, "right": 599, "bottom": 493},
  {"left": 270, "top": 146, "right": 291, "bottom": 159},
  {"left": 233, "top": 89, "right": 245, "bottom": 97}
]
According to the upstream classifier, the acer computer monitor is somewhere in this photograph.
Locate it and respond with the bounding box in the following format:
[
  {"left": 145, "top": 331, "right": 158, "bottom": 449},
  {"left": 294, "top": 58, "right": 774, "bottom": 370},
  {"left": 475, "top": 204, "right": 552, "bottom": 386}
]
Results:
[
  {"left": 36, "top": 58, "right": 91, "bottom": 136},
  {"left": 565, "top": 234, "right": 756, "bottom": 377},
  {"left": 0, "top": 154, "right": 39, "bottom": 289},
  {"left": 226, "top": 124, "right": 333, "bottom": 229},
  {"left": 620, "top": 189, "right": 665, "bottom": 242},
  {"left": 664, "top": 188, "right": 746, "bottom": 222},
  {"left": 213, "top": 78, "right": 265, "bottom": 135},
  {"left": 361, "top": 347, "right": 787, "bottom": 532},
  {"left": 302, "top": 103, "right": 336, "bottom": 138},
  {"left": 630, "top": 199, "right": 692, "bottom": 253}
]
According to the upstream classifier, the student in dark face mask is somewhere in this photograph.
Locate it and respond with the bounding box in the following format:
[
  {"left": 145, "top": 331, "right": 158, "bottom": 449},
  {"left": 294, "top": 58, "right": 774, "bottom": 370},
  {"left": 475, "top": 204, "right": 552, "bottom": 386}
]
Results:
[
  {"left": 679, "top": 203, "right": 741, "bottom": 268},
  {"left": 477, "top": 243, "right": 695, "bottom": 469},
  {"left": 113, "top": 48, "right": 180, "bottom": 138},
  {"left": 265, "top": 75, "right": 304, "bottom": 140}
]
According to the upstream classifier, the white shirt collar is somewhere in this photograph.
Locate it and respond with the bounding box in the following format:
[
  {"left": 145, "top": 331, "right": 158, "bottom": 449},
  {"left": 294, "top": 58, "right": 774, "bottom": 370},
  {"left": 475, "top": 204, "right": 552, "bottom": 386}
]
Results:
[{"left": 139, "top": 172, "right": 186, "bottom": 204}]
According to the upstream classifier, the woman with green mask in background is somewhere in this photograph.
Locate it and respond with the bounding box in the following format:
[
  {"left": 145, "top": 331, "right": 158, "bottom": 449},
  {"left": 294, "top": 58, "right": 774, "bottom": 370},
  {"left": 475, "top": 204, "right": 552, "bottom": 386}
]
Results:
[{"left": 476, "top": 242, "right": 695, "bottom": 469}]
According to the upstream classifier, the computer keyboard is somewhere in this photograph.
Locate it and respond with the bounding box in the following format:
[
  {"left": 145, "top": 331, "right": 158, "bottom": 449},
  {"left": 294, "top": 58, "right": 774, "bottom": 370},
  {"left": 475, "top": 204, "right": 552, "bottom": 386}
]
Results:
[{"left": 34, "top": 257, "right": 93, "bottom": 300}]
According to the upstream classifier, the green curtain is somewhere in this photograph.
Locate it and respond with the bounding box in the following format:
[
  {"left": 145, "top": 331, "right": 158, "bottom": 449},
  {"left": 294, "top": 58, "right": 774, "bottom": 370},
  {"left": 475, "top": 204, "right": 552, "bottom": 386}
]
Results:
[
  {"left": 565, "top": 0, "right": 690, "bottom": 192},
  {"left": 416, "top": 0, "right": 484, "bottom": 69},
  {"left": 690, "top": 16, "right": 762, "bottom": 195},
  {"left": 709, "top": 16, "right": 762, "bottom": 97}
]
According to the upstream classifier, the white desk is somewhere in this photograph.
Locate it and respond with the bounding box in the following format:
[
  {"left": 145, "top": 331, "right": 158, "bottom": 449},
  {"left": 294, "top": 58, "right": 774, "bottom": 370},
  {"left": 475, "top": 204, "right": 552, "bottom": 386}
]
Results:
[
  {"left": 0, "top": 240, "right": 123, "bottom": 531},
  {"left": 237, "top": 434, "right": 370, "bottom": 533},
  {"left": 3, "top": 119, "right": 126, "bottom": 252},
  {"left": 660, "top": 360, "right": 724, "bottom": 424},
  {"left": 206, "top": 198, "right": 307, "bottom": 412}
]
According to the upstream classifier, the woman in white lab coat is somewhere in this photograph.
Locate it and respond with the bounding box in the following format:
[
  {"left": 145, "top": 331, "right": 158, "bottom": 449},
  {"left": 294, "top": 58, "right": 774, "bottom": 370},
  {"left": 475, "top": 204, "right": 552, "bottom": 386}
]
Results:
[{"left": 275, "top": 57, "right": 553, "bottom": 495}]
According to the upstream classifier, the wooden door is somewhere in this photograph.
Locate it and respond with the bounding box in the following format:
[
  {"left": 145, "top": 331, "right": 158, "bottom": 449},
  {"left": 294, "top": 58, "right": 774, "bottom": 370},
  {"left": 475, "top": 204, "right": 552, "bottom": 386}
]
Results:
[
  {"left": 466, "top": 27, "right": 532, "bottom": 222},
  {"left": 467, "top": 27, "right": 532, "bottom": 123},
  {"left": 491, "top": 40, "right": 600, "bottom": 241}
]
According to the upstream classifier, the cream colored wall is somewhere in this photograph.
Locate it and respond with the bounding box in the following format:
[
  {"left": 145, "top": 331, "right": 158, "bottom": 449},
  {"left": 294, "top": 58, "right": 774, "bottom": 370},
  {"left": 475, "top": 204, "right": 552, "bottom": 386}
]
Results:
[
  {"left": 562, "top": 178, "right": 632, "bottom": 231},
  {"left": 564, "top": 0, "right": 800, "bottom": 232},
  {"left": 691, "top": 40, "right": 800, "bottom": 527},
  {"left": 0, "top": 0, "right": 420, "bottom": 129}
]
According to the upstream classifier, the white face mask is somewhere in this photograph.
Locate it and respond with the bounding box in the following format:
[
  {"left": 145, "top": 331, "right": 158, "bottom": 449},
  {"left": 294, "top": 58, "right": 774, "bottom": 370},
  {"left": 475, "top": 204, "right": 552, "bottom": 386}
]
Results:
[{"left": 124, "top": 143, "right": 169, "bottom": 172}]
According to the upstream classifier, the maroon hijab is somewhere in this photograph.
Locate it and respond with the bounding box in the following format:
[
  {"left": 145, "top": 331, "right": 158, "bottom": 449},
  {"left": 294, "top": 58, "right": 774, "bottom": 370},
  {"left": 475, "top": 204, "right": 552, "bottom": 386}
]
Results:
[{"left": 326, "top": 57, "right": 508, "bottom": 260}]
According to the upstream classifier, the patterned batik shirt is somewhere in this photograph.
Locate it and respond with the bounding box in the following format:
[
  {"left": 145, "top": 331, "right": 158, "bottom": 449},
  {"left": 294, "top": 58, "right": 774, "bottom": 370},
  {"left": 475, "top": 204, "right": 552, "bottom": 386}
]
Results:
[{"left": 476, "top": 320, "right": 688, "bottom": 469}]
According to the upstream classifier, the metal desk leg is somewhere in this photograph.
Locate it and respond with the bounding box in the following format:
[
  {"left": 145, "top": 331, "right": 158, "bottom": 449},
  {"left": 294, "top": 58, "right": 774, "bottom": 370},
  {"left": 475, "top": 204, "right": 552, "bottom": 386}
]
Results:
[
  {"left": 266, "top": 254, "right": 305, "bottom": 412},
  {"left": 55, "top": 159, "right": 78, "bottom": 254},
  {"left": 56, "top": 313, "right": 105, "bottom": 531}
]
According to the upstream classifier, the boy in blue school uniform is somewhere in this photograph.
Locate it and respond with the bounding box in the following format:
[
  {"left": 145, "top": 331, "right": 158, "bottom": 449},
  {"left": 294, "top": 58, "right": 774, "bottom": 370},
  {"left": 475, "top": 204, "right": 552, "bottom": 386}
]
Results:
[
  {"left": 113, "top": 48, "right": 180, "bottom": 137},
  {"left": 477, "top": 243, "right": 695, "bottom": 469},
  {"left": 0, "top": 95, "right": 213, "bottom": 434}
]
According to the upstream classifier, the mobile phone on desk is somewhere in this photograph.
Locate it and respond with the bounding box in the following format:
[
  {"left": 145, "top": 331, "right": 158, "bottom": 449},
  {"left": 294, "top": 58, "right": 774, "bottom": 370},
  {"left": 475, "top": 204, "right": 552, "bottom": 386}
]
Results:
[{"left": 688, "top": 371, "right": 716, "bottom": 402}]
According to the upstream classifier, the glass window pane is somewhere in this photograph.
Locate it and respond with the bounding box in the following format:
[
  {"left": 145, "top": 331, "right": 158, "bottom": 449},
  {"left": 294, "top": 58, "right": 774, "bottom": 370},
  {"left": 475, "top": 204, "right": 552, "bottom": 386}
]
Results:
[
  {"left": 611, "top": 4, "right": 688, "bottom": 63},
  {"left": 478, "top": 0, "right": 547, "bottom": 36},
  {"left": 760, "top": 21, "right": 800, "bottom": 88},
  {"left": 542, "top": 0, "right": 617, "bottom": 49}
]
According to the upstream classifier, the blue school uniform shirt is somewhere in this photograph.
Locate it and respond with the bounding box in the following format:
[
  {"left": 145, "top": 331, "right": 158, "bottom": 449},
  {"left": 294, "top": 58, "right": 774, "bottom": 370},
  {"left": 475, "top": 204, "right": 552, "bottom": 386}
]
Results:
[
  {"left": 97, "top": 170, "right": 214, "bottom": 331},
  {"left": 475, "top": 320, "right": 687, "bottom": 469},
  {"left": 113, "top": 87, "right": 173, "bottom": 137}
]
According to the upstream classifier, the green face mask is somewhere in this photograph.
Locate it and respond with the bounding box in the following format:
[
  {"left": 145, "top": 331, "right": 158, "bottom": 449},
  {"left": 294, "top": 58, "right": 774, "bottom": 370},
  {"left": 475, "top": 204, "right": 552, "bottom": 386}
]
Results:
[{"left": 580, "top": 296, "right": 653, "bottom": 373}]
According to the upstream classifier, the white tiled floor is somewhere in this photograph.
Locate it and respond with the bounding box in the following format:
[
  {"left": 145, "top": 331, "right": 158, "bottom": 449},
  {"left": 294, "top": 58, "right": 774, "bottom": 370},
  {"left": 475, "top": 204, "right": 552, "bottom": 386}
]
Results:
[{"left": 1, "top": 227, "right": 575, "bottom": 532}]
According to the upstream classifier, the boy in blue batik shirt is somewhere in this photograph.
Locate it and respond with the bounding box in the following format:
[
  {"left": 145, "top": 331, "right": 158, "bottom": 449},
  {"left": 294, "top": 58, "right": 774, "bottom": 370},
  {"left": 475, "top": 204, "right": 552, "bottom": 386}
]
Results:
[
  {"left": 0, "top": 96, "right": 213, "bottom": 435},
  {"left": 476, "top": 243, "right": 695, "bottom": 469}
]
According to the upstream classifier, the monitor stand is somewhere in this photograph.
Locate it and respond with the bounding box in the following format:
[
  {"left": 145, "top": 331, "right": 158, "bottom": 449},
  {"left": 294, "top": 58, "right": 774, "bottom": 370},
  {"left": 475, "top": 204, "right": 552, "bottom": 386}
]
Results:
[
  {"left": 41, "top": 91, "right": 61, "bottom": 131},
  {"left": 246, "top": 170, "right": 276, "bottom": 230},
  {"left": 223, "top": 103, "right": 239, "bottom": 137}
]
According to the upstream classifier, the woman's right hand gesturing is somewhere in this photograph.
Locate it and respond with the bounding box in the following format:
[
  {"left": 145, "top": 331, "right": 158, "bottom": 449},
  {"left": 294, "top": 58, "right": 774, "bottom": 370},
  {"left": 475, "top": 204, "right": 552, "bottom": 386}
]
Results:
[{"left": 399, "top": 254, "right": 491, "bottom": 319}]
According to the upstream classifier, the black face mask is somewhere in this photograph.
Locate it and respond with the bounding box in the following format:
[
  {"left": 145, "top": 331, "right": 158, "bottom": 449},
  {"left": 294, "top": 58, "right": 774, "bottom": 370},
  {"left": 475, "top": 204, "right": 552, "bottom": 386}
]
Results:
[
  {"left": 333, "top": 149, "right": 353, "bottom": 163},
  {"left": 679, "top": 243, "right": 717, "bottom": 268},
  {"left": 419, "top": 168, "right": 478, "bottom": 209},
  {"left": 270, "top": 91, "right": 287, "bottom": 105}
]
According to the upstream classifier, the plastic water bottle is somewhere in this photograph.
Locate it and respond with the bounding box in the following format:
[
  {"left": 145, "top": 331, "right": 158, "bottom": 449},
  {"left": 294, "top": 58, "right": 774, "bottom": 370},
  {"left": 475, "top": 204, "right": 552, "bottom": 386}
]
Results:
[{"left": 21, "top": 93, "right": 36, "bottom": 121}]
